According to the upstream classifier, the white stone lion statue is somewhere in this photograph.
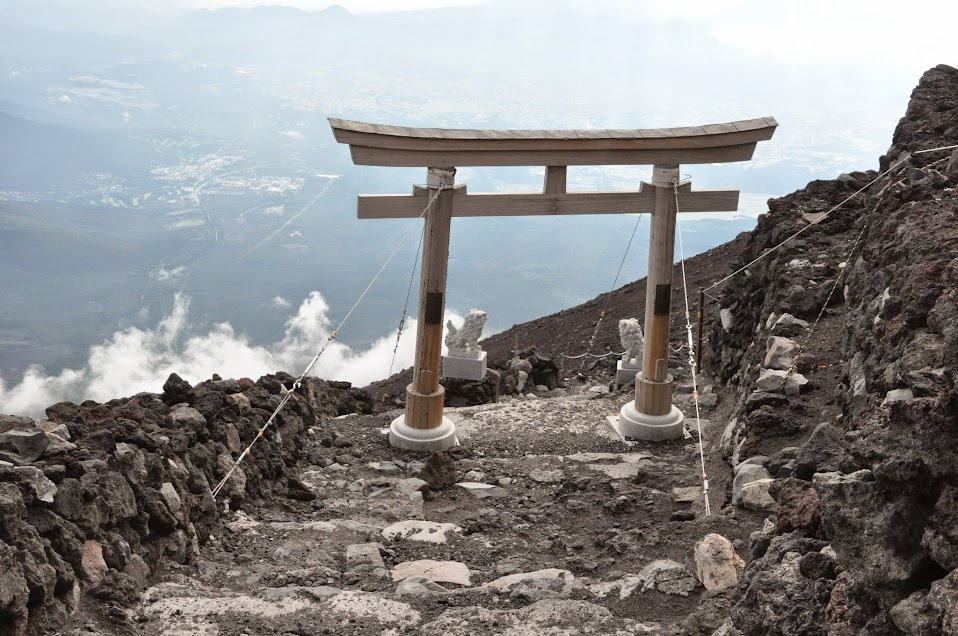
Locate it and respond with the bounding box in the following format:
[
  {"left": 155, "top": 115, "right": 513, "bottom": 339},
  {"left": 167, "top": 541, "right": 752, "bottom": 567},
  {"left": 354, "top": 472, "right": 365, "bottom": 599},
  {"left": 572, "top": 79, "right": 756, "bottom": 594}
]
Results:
[
  {"left": 619, "top": 318, "right": 644, "bottom": 366},
  {"left": 445, "top": 309, "right": 487, "bottom": 352}
]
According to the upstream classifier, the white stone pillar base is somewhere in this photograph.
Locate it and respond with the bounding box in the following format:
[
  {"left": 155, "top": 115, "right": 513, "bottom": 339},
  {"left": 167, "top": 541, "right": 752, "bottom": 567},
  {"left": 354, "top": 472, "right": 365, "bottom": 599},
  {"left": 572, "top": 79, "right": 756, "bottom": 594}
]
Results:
[
  {"left": 389, "top": 415, "right": 458, "bottom": 452},
  {"left": 611, "top": 400, "right": 685, "bottom": 441}
]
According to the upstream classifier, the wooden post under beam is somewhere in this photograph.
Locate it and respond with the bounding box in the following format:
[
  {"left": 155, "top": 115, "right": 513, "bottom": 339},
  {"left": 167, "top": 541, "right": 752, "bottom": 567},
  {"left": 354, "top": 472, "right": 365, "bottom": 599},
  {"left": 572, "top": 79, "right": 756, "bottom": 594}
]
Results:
[{"left": 544, "top": 166, "right": 567, "bottom": 194}]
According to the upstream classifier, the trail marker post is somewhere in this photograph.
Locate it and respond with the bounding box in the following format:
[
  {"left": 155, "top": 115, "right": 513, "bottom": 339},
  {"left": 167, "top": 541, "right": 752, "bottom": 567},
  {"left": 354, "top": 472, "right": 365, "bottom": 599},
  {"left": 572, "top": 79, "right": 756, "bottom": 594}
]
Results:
[{"left": 330, "top": 117, "right": 776, "bottom": 449}]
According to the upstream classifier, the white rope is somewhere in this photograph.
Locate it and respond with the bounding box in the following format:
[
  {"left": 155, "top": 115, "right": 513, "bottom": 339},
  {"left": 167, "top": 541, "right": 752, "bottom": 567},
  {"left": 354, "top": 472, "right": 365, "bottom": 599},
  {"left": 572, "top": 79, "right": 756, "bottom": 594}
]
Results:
[
  {"left": 211, "top": 181, "right": 449, "bottom": 500},
  {"left": 388, "top": 223, "right": 426, "bottom": 377},
  {"left": 558, "top": 213, "right": 645, "bottom": 363},
  {"left": 914, "top": 143, "right": 958, "bottom": 154},
  {"left": 704, "top": 152, "right": 913, "bottom": 293},
  {"left": 559, "top": 350, "right": 626, "bottom": 360},
  {"left": 705, "top": 143, "right": 958, "bottom": 294},
  {"left": 674, "top": 179, "right": 711, "bottom": 517}
]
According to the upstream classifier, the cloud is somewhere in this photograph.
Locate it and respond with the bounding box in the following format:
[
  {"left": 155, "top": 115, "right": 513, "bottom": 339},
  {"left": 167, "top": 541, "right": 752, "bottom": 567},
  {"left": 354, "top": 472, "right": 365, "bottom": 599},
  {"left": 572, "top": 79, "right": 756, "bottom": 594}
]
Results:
[
  {"left": 0, "top": 292, "right": 464, "bottom": 418},
  {"left": 272, "top": 296, "right": 292, "bottom": 308},
  {"left": 151, "top": 266, "right": 187, "bottom": 282}
]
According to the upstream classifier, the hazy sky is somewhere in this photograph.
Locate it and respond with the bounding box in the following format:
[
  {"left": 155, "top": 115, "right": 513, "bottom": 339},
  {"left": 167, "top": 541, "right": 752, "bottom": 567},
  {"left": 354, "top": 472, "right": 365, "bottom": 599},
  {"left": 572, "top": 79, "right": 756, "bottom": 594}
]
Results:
[{"left": 165, "top": 0, "right": 957, "bottom": 69}]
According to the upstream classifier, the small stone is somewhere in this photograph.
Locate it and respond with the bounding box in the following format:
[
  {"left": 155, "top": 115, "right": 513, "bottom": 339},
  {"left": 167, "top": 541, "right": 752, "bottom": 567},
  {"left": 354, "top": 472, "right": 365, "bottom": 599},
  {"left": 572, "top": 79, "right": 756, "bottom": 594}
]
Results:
[
  {"left": 687, "top": 534, "right": 744, "bottom": 592},
  {"left": 882, "top": 388, "right": 914, "bottom": 406},
  {"left": 0, "top": 429, "right": 49, "bottom": 462},
  {"left": 14, "top": 466, "right": 57, "bottom": 503},
  {"left": 392, "top": 560, "right": 472, "bottom": 587},
  {"left": 529, "top": 469, "right": 563, "bottom": 484},
  {"left": 159, "top": 482, "right": 181, "bottom": 514},
  {"left": 671, "top": 511, "right": 695, "bottom": 522},
  {"left": 81, "top": 541, "right": 109, "bottom": 585},
  {"left": 396, "top": 478, "right": 429, "bottom": 496},
  {"left": 489, "top": 568, "right": 573, "bottom": 591},
  {"left": 347, "top": 479, "right": 366, "bottom": 493},
  {"left": 456, "top": 482, "right": 508, "bottom": 498},
  {"left": 420, "top": 452, "right": 458, "bottom": 490},
  {"left": 589, "top": 385, "right": 610, "bottom": 394},
  {"left": 377, "top": 461, "right": 402, "bottom": 475},
  {"left": 672, "top": 486, "right": 701, "bottom": 504},
  {"left": 395, "top": 576, "right": 449, "bottom": 597},
  {"left": 346, "top": 543, "right": 385, "bottom": 569},
  {"left": 720, "top": 308, "right": 734, "bottom": 332},
  {"left": 498, "top": 477, "right": 513, "bottom": 486},
  {"left": 166, "top": 406, "right": 207, "bottom": 430},
  {"left": 463, "top": 470, "right": 486, "bottom": 482},
  {"left": 764, "top": 336, "right": 800, "bottom": 371},
  {"left": 382, "top": 520, "right": 461, "bottom": 544},
  {"left": 331, "top": 431, "right": 352, "bottom": 447}
]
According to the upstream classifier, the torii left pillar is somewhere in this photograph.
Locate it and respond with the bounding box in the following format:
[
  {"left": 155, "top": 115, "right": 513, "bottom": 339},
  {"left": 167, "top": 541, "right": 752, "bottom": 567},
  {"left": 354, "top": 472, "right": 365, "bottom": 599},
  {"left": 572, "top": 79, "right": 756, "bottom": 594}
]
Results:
[{"left": 389, "top": 167, "right": 459, "bottom": 451}]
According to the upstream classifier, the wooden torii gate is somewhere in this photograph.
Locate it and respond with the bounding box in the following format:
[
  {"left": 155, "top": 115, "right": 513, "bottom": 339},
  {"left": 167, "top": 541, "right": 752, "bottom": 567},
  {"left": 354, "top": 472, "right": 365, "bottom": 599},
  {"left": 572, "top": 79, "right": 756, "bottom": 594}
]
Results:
[{"left": 330, "top": 117, "right": 777, "bottom": 451}]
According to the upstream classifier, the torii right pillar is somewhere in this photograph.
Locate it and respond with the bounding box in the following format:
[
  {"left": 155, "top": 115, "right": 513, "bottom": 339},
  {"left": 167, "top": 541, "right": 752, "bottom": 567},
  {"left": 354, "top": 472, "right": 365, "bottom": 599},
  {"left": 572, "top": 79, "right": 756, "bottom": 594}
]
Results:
[{"left": 617, "top": 164, "right": 686, "bottom": 440}]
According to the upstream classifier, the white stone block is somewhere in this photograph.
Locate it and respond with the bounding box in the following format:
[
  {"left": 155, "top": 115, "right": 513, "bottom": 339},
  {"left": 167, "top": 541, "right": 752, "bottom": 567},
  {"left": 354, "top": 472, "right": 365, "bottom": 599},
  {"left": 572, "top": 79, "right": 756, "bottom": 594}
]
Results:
[
  {"left": 442, "top": 350, "right": 487, "bottom": 381},
  {"left": 615, "top": 360, "right": 641, "bottom": 387}
]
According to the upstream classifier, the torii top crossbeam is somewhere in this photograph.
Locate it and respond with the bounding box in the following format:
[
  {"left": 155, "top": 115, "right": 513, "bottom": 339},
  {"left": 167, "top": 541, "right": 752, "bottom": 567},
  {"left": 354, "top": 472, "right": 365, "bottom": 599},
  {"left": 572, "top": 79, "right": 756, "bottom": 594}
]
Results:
[
  {"left": 330, "top": 116, "right": 776, "bottom": 451},
  {"left": 330, "top": 117, "right": 777, "bottom": 166}
]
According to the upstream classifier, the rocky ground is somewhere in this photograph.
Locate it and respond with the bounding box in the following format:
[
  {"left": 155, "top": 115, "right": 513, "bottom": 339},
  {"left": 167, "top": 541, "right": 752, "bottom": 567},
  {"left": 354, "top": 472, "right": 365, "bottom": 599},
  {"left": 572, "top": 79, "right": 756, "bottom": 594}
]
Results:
[{"left": 2, "top": 64, "right": 957, "bottom": 635}]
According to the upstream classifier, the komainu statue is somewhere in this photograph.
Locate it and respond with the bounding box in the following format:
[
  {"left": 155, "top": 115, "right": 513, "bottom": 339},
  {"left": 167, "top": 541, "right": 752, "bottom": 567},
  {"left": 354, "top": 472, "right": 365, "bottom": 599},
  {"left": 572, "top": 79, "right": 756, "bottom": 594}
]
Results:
[
  {"left": 618, "top": 318, "right": 644, "bottom": 366},
  {"left": 445, "top": 309, "right": 487, "bottom": 352}
]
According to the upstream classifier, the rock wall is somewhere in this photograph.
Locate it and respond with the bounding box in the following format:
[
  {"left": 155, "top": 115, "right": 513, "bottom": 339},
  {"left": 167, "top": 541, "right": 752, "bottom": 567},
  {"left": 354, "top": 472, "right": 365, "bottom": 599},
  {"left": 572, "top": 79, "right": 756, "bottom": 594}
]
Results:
[
  {"left": 0, "top": 372, "right": 372, "bottom": 635},
  {"left": 704, "top": 64, "right": 958, "bottom": 635}
]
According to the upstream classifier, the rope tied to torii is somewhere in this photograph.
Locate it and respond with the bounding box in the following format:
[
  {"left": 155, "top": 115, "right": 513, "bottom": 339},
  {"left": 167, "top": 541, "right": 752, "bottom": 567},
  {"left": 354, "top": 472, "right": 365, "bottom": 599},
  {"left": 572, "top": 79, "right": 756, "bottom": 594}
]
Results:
[
  {"left": 211, "top": 180, "right": 449, "bottom": 500},
  {"left": 558, "top": 211, "right": 646, "bottom": 363}
]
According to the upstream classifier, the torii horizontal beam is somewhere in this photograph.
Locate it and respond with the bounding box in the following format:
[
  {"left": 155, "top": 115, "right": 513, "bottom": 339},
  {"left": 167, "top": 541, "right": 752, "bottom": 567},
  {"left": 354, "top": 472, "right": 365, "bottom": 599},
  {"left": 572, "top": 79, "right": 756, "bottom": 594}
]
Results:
[
  {"left": 330, "top": 117, "right": 777, "bottom": 167},
  {"left": 357, "top": 183, "right": 739, "bottom": 219}
]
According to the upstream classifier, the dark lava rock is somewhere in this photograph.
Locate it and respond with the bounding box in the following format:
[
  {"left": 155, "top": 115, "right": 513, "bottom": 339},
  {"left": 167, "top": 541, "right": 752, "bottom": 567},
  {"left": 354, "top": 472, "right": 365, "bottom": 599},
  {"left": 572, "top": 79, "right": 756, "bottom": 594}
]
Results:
[
  {"left": 161, "top": 373, "right": 195, "bottom": 406},
  {"left": 419, "top": 452, "right": 458, "bottom": 490},
  {"left": 775, "top": 478, "right": 823, "bottom": 538},
  {"left": 0, "top": 429, "right": 49, "bottom": 463}
]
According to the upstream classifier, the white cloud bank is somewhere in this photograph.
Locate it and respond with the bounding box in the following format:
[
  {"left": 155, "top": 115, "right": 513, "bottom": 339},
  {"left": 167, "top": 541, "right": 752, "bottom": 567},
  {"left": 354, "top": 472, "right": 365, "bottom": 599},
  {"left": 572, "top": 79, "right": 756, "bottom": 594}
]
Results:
[{"left": 1, "top": 292, "right": 463, "bottom": 418}]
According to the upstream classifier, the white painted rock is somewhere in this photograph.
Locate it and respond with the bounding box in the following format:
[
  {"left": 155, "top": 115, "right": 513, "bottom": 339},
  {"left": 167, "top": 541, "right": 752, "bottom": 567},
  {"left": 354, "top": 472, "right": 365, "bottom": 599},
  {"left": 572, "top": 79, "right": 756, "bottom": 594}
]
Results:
[
  {"left": 720, "top": 308, "right": 734, "bottom": 332},
  {"left": 382, "top": 520, "right": 461, "bottom": 544},
  {"left": 763, "top": 336, "right": 800, "bottom": 370},
  {"left": 687, "top": 534, "right": 745, "bottom": 591},
  {"left": 732, "top": 464, "right": 771, "bottom": 508},
  {"left": 739, "top": 479, "right": 779, "bottom": 512},
  {"left": 392, "top": 560, "right": 472, "bottom": 587},
  {"left": 488, "top": 568, "right": 573, "bottom": 590},
  {"left": 756, "top": 368, "right": 808, "bottom": 396}
]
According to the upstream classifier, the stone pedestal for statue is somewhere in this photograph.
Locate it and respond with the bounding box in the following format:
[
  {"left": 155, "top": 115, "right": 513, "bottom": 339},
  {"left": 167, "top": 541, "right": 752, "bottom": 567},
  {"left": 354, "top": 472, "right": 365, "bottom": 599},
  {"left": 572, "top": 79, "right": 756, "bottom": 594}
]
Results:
[
  {"left": 442, "top": 308, "right": 488, "bottom": 382},
  {"left": 443, "top": 348, "right": 488, "bottom": 381},
  {"left": 615, "top": 359, "right": 642, "bottom": 388}
]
